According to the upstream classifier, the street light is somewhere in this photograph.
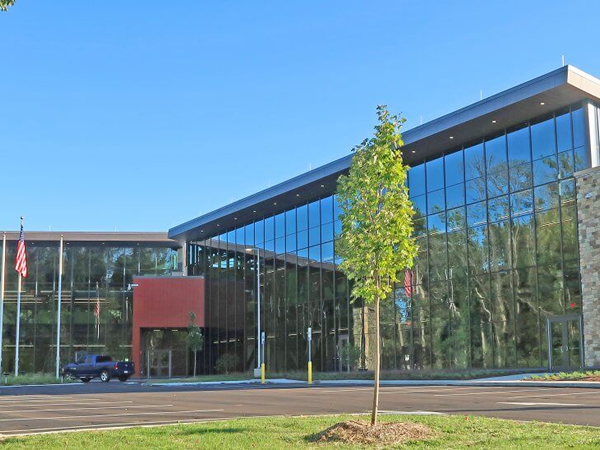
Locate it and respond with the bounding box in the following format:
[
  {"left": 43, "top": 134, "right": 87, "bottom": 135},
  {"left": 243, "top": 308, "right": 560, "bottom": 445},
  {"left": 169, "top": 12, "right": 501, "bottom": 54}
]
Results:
[{"left": 246, "top": 247, "right": 262, "bottom": 377}]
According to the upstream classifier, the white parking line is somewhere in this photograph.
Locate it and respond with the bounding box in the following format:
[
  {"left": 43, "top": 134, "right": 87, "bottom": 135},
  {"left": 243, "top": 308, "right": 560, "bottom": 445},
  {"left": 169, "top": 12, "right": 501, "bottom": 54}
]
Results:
[
  {"left": 318, "top": 388, "right": 372, "bottom": 393},
  {"left": 0, "top": 400, "right": 135, "bottom": 410},
  {"left": 0, "top": 395, "right": 75, "bottom": 399},
  {"left": 0, "top": 408, "right": 225, "bottom": 423},
  {"left": 507, "top": 390, "right": 600, "bottom": 400},
  {"left": 0, "top": 397, "right": 103, "bottom": 404},
  {"left": 499, "top": 402, "right": 584, "bottom": 407},
  {"left": 0, "top": 403, "right": 171, "bottom": 415},
  {"left": 319, "top": 386, "right": 494, "bottom": 394},
  {"left": 380, "top": 386, "right": 497, "bottom": 394},
  {"left": 434, "top": 388, "right": 552, "bottom": 397}
]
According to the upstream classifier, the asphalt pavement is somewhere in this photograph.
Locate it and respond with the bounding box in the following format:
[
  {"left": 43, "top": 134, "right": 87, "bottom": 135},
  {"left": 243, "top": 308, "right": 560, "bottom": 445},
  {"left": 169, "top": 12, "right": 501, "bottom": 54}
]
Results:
[{"left": 1, "top": 381, "right": 599, "bottom": 436}]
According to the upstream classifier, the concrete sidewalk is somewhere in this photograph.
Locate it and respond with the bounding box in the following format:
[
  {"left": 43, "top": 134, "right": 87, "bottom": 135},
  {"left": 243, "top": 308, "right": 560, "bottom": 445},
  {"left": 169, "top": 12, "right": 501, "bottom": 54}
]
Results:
[
  {"left": 144, "top": 372, "right": 600, "bottom": 389},
  {"left": 4, "top": 373, "right": 600, "bottom": 390}
]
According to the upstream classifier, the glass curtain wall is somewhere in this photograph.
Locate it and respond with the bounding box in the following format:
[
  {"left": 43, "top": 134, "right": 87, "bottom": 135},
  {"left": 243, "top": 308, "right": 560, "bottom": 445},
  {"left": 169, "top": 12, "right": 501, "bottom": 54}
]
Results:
[
  {"left": 0, "top": 243, "right": 175, "bottom": 373},
  {"left": 406, "top": 103, "right": 588, "bottom": 370},
  {"left": 189, "top": 103, "right": 590, "bottom": 374},
  {"left": 189, "top": 195, "right": 353, "bottom": 374}
]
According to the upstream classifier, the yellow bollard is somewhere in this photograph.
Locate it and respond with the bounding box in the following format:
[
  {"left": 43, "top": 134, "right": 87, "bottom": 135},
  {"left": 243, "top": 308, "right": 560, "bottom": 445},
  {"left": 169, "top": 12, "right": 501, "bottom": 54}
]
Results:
[
  {"left": 307, "top": 361, "right": 312, "bottom": 385},
  {"left": 261, "top": 362, "right": 266, "bottom": 384}
]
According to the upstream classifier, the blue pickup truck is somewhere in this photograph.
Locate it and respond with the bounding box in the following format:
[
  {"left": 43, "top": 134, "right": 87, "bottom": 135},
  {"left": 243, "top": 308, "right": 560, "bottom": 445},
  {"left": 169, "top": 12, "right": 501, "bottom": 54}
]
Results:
[{"left": 62, "top": 355, "right": 135, "bottom": 383}]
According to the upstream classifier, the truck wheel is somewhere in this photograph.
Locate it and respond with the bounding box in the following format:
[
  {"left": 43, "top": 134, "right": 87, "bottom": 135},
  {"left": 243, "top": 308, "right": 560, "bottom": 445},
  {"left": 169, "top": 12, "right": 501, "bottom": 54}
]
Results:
[
  {"left": 80, "top": 377, "right": 91, "bottom": 383},
  {"left": 118, "top": 376, "right": 129, "bottom": 382},
  {"left": 100, "top": 370, "right": 111, "bottom": 382}
]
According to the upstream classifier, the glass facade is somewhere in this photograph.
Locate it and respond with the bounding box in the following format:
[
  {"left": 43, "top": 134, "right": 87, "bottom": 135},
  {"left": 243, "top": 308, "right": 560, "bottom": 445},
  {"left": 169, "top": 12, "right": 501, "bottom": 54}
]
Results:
[
  {"left": 188, "top": 103, "right": 592, "bottom": 373},
  {"left": 0, "top": 241, "right": 176, "bottom": 373}
]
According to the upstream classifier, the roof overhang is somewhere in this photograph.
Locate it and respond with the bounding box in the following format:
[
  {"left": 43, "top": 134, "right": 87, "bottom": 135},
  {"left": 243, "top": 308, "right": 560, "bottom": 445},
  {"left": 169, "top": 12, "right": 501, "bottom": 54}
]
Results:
[
  {"left": 1, "top": 231, "right": 180, "bottom": 248},
  {"left": 169, "top": 65, "right": 600, "bottom": 242}
]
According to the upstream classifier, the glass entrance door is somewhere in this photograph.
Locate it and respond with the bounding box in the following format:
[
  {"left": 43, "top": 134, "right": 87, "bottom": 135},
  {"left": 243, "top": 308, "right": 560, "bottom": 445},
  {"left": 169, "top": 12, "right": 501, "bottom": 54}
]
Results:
[
  {"left": 547, "top": 315, "right": 583, "bottom": 371},
  {"left": 146, "top": 349, "right": 172, "bottom": 378}
]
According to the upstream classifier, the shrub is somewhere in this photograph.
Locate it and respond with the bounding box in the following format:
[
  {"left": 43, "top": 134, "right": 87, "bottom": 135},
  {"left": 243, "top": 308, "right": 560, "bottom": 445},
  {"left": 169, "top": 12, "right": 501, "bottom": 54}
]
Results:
[
  {"left": 215, "top": 354, "right": 240, "bottom": 374},
  {"left": 340, "top": 344, "right": 362, "bottom": 370}
]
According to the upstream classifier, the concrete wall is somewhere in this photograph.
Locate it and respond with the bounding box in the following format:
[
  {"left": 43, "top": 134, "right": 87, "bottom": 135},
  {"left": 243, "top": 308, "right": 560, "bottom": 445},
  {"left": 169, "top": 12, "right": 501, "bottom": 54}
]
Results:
[{"left": 576, "top": 165, "right": 600, "bottom": 367}]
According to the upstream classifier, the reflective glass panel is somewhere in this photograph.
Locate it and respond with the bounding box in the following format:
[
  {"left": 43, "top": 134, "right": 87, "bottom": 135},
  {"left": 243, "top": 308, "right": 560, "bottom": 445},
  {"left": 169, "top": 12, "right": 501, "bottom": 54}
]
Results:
[
  {"left": 572, "top": 107, "right": 586, "bottom": 149},
  {"left": 445, "top": 150, "right": 464, "bottom": 187},
  {"left": 427, "top": 189, "right": 445, "bottom": 215},
  {"left": 485, "top": 134, "right": 507, "bottom": 174},
  {"left": 464, "top": 143, "right": 485, "bottom": 180},
  {"left": 446, "top": 183, "right": 465, "bottom": 209},
  {"left": 409, "top": 164, "right": 426, "bottom": 197},
  {"left": 297, "top": 205, "right": 308, "bottom": 231},
  {"left": 556, "top": 111, "right": 572, "bottom": 152},
  {"left": 533, "top": 156, "right": 558, "bottom": 186},
  {"left": 531, "top": 116, "right": 556, "bottom": 159},
  {"left": 507, "top": 124, "right": 530, "bottom": 166},
  {"left": 426, "top": 157, "right": 444, "bottom": 192}
]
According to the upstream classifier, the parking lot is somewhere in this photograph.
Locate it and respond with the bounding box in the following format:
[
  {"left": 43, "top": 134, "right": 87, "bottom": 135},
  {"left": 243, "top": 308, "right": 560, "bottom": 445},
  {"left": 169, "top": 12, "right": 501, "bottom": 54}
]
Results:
[{"left": 0, "top": 383, "right": 599, "bottom": 436}]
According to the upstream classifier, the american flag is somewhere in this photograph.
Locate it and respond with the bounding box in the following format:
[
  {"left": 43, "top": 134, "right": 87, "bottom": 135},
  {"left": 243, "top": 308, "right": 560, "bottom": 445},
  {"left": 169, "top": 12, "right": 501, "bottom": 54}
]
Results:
[
  {"left": 15, "top": 218, "right": 28, "bottom": 278},
  {"left": 403, "top": 269, "right": 413, "bottom": 298},
  {"left": 94, "top": 282, "right": 100, "bottom": 320}
]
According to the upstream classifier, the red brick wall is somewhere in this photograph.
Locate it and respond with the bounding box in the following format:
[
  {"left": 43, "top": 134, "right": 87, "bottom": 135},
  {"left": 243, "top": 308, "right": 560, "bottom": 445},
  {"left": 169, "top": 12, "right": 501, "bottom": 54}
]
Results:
[{"left": 131, "top": 276, "right": 204, "bottom": 376}]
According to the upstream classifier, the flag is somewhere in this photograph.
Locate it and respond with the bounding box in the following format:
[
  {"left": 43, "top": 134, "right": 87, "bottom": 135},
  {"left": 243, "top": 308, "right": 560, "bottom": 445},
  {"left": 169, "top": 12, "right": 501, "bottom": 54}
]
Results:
[
  {"left": 15, "top": 218, "right": 27, "bottom": 278},
  {"left": 95, "top": 297, "right": 100, "bottom": 321},
  {"left": 403, "top": 269, "right": 413, "bottom": 298}
]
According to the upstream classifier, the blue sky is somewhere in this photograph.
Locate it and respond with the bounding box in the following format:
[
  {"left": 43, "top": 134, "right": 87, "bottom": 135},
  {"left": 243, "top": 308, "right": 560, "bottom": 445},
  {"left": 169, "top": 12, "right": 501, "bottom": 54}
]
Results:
[{"left": 1, "top": 1, "right": 599, "bottom": 232}]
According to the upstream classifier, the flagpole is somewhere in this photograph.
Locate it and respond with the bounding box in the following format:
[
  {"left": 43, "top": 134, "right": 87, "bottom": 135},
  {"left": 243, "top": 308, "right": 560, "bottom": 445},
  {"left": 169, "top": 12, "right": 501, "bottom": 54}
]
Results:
[
  {"left": 55, "top": 235, "right": 64, "bottom": 379},
  {"left": 0, "top": 232, "right": 6, "bottom": 374},
  {"left": 96, "top": 282, "right": 100, "bottom": 340},
  {"left": 15, "top": 273, "right": 21, "bottom": 376}
]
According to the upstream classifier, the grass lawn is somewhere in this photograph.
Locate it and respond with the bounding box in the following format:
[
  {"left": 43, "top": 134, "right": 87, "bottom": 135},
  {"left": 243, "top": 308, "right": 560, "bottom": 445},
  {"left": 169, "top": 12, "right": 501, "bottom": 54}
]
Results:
[
  {"left": 0, "top": 373, "right": 75, "bottom": 386},
  {"left": 529, "top": 370, "right": 600, "bottom": 382},
  {"left": 2, "top": 415, "right": 600, "bottom": 449}
]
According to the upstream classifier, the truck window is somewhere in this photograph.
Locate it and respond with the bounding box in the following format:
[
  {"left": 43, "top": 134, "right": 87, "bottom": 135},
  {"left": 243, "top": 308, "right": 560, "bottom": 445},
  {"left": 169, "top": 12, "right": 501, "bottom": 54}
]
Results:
[
  {"left": 96, "top": 356, "right": 112, "bottom": 363},
  {"left": 84, "top": 355, "right": 94, "bottom": 364}
]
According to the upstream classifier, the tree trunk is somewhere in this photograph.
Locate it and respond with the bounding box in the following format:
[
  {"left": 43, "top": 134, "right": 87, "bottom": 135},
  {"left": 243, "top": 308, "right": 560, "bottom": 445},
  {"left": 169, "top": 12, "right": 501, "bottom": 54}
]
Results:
[
  {"left": 371, "top": 295, "right": 381, "bottom": 426},
  {"left": 193, "top": 350, "right": 197, "bottom": 377}
]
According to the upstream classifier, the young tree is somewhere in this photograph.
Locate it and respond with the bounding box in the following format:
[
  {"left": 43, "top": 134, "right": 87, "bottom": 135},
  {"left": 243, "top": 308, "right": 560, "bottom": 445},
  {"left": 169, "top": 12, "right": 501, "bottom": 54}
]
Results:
[
  {"left": 186, "top": 311, "right": 204, "bottom": 377},
  {"left": 0, "top": 0, "right": 15, "bottom": 11},
  {"left": 337, "top": 105, "right": 417, "bottom": 426}
]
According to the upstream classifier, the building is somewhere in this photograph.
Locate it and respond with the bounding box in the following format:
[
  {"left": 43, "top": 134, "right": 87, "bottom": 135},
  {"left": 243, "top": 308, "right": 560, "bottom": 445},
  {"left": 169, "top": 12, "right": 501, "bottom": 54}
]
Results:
[
  {"left": 169, "top": 65, "right": 600, "bottom": 375},
  {"left": 0, "top": 232, "right": 179, "bottom": 374},
  {"left": 2, "top": 65, "right": 600, "bottom": 377}
]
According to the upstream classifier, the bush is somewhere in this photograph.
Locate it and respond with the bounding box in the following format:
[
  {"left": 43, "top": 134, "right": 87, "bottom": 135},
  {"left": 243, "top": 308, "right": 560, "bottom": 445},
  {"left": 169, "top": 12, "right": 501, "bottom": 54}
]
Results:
[
  {"left": 215, "top": 354, "right": 240, "bottom": 374},
  {"left": 340, "top": 344, "right": 362, "bottom": 370}
]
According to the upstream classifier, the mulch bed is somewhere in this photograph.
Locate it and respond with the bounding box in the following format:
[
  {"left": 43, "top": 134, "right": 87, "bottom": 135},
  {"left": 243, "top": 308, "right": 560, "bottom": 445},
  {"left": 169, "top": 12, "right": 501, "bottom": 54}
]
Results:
[
  {"left": 311, "top": 420, "right": 432, "bottom": 445},
  {"left": 528, "top": 375, "right": 600, "bottom": 382}
]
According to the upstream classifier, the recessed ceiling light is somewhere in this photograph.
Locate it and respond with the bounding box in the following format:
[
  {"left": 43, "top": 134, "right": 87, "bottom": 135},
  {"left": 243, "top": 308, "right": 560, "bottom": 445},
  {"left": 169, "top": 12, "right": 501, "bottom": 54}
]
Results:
[
  {"left": 540, "top": 102, "right": 545, "bottom": 106},
  {"left": 449, "top": 136, "right": 454, "bottom": 140},
  {"left": 234, "top": 217, "right": 237, "bottom": 220},
  {"left": 492, "top": 120, "right": 497, "bottom": 124},
  {"left": 273, "top": 202, "right": 277, "bottom": 205},
  {"left": 200, "top": 230, "right": 204, "bottom": 233},
  {"left": 217, "top": 224, "right": 220, "bottom": 227},
  {"left": 321, "top": 184, "right": 325, "bottom": 188},
  {"left": 253, "top": 210, "right": 257, "bottom": 213},
  {"left": 296, "top": 194, "right": 300, "bottom": 197}
]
